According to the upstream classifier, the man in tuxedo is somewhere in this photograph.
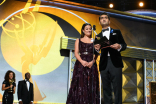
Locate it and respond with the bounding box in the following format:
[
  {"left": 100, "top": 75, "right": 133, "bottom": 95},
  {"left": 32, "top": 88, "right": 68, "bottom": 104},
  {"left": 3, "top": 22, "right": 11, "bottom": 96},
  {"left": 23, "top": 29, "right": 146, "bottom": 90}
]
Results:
[
  {"left": 17, "top": 72, "right": 34, "bottom": 104},
  {"left": 94, "top": 12, "right": 127, "bottom": 104}
]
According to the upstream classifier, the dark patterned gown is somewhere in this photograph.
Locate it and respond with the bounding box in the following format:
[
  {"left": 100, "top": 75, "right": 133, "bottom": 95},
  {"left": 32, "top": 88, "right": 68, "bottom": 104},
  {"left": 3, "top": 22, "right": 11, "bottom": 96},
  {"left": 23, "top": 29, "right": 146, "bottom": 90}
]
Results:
[
  {"left": 66, "top": 39, "right": 100, "bottom": 104},
  {"left": 2, "top": 80, "right": 16, "bottom": 104}
]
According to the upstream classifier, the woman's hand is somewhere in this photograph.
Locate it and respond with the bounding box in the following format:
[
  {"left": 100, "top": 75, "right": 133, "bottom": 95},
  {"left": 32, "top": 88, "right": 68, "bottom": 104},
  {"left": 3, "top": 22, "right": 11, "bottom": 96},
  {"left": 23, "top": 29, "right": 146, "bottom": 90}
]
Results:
[
  {"left": 9, "top": 84, "right": 13, "bottom": 88},
  {"left": 87, "top": 61, "right": 94, "bottom": 68},
  {"left": 81, "top": 60, "right": 89, "bottom": 67}
]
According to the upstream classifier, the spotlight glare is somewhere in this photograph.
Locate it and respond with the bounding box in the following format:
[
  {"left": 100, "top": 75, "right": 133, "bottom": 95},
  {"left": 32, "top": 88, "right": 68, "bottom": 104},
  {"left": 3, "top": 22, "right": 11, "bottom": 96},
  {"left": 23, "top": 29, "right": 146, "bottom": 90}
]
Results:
[
  {"left": 109, "top": 3, "right": 113, "bottom": 8},
  {"left": 139, "top": 2, "right": 144, "bottom": 7}
]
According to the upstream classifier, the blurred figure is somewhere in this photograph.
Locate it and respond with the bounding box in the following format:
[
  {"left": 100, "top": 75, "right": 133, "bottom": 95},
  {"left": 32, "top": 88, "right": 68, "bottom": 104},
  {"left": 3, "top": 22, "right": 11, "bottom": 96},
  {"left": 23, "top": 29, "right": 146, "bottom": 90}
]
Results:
[
  {"left": 17, "top": 72, "right": 34, "bottom": 104},
  {"left": 2, "top": 70, "right": 16, "bottom": 104}
]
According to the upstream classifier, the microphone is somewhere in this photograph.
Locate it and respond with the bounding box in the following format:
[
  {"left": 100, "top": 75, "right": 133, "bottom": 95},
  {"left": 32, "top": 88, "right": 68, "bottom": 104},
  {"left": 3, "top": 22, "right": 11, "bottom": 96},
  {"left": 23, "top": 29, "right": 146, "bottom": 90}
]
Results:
[
  {"left": 93, "top": 25, "right": 96, "bottom": 31},
  {"left": 92, "top": 25, "right": 96, "bottom": 104}
]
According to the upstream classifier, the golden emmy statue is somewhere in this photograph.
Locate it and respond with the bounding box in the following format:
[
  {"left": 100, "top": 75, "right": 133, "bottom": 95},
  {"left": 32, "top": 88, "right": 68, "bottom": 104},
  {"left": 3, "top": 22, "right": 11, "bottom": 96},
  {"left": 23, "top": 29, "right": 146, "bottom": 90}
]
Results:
[
  {"left": 1, "top": 12, "right": 60, "bottom": 101},
  {"left": 8, "top": 79, "right": 14, "bottom": 93}
]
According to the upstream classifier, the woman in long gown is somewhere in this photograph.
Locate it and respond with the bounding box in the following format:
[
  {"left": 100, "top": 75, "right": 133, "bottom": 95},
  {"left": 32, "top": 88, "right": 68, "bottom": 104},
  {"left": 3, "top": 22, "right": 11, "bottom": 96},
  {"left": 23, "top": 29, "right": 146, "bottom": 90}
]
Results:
[
  {"left": 66, "top": 23, "right": 100, "bottom": 104},
  {"left": 2, "top": 70, "right": 16, "bottom": 104}
]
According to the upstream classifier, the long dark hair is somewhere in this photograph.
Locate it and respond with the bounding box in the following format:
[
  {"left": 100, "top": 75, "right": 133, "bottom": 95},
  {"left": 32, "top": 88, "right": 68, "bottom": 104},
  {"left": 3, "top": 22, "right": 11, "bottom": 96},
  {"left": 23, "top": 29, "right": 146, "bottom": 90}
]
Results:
[
  {"left": 4, "top": 70, "right": 16, "bottom": 82},
  {"left": 80, "top": 23, "right": 92, "bottom": 38}
]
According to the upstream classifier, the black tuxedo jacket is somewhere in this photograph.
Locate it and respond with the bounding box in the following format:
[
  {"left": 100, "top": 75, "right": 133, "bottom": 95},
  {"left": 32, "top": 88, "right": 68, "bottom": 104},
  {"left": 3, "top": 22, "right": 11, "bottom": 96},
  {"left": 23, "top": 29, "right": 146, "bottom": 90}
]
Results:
[
  {"left": 17, "top": 80, "right": 34, "bottom": 104},
  {"left": 95, "top": 28, "right": 127, "bottom": 71}
]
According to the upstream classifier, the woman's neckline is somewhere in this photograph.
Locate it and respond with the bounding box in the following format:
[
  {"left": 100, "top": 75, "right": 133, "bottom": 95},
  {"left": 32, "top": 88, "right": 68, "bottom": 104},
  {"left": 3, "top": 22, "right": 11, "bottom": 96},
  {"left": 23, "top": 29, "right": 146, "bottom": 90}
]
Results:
[{"left": 80, "top": 38, "right": 93, "bottom": 44}]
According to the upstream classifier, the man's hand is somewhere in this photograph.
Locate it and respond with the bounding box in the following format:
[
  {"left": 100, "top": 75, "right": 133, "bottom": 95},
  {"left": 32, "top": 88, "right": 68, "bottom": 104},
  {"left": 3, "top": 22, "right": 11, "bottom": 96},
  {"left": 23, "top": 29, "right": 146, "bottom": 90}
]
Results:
[
  {"left": 19, "top": 101, "right": 23, "bottom": 104},
  {"left": 110, "top": 43, "right": 121, "bottom": 50},
  {"left": 94, "top": 44, "right": 101, "bottom": 51}
]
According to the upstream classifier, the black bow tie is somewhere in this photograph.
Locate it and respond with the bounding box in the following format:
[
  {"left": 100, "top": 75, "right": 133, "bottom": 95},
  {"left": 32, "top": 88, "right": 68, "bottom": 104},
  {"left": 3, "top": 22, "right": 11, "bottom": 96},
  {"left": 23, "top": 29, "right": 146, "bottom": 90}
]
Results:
[
  {"left": 102, "top": 28, "right": 109, "bottom": 32},
  {"left": 25, "top": 80, "right": 29, "bottom": 82}
]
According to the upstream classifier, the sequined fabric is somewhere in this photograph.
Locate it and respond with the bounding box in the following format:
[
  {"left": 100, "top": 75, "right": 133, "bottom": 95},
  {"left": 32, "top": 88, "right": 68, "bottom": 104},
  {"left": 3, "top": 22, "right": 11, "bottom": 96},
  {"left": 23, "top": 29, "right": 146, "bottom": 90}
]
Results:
[
  {"left": 2, "top": 80, "right": 15, "bottom": 104},
  {"left": 66, "top": 39, "right": 100, "bottom": 104}
]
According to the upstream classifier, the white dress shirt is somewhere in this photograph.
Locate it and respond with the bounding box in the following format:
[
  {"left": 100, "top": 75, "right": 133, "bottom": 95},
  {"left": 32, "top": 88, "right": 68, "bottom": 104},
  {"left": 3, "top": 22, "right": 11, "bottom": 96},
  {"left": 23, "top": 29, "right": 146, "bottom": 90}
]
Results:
[
  {"left": 26, "top": 79, "right": 30, "bottom": 91},
  {"left": 102, "top": 27, "right": 111, "bottom": 40},
  {"left": 102, "top": 27, "right": 121, "bottom": 56}
]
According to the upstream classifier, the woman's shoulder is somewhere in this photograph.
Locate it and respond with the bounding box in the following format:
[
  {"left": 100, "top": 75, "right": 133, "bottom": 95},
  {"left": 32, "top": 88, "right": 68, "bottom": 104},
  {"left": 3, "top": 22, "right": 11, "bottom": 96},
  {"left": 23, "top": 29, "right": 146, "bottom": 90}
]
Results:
[
  {"left": 76, "top": 38, "right": 80, "bottom": 41},
  {"left": 75, "top": 38, "right": 80, "bottom": 43},
  {"left": 2, "top": 80, "right": 8, "bottom": 84},
  {"left": 79, "top": 37, "right": 85, "bottom": 42}
]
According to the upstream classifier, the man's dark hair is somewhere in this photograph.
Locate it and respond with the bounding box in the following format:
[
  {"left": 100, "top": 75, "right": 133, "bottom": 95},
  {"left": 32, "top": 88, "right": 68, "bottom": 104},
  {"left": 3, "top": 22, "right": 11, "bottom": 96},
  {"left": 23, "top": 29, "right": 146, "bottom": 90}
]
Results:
[
  {"left": 25, "top": 72, "right": 30, "bottom": 78},
  {"left": 99, "top": 12, "right": 110, "bottom": 21}
]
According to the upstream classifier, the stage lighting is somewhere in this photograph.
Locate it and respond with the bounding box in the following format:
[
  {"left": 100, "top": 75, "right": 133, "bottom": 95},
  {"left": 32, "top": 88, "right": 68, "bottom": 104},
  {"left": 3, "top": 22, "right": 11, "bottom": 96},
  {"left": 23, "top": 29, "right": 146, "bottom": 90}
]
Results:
[
  {"left": 139, "top": 2, "right": 144, "bottom": 7},
  {"left": 109, "top": 3, "right": 113, "bottom": 8}
]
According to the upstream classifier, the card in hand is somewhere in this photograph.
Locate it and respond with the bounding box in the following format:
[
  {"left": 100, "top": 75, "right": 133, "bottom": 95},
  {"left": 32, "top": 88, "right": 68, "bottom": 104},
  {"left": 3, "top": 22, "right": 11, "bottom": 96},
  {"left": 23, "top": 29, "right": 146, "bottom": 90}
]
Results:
[{"left": 94, "top": 36, "right": 113, "bottom": 48}]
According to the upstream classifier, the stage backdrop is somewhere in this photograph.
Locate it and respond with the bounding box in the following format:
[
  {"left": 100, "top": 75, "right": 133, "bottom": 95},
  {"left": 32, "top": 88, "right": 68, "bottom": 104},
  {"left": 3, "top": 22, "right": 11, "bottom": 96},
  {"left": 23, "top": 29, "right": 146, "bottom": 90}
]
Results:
[{"left": 0, "top": 0, "right": 156, "bottom": 103}]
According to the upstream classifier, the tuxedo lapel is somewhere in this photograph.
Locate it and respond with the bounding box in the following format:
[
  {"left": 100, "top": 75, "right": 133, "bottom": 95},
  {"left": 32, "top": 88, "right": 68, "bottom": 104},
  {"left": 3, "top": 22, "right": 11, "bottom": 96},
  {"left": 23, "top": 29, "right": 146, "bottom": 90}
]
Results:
[
  {"left": 24, "top": 80, "right": 28, "bottom": 91},
  {"left": 99, "top": 31, "right": 103, "bottom": 38},
  {"left": 28, "top": 83, "right": 31, "bottom": 92}
]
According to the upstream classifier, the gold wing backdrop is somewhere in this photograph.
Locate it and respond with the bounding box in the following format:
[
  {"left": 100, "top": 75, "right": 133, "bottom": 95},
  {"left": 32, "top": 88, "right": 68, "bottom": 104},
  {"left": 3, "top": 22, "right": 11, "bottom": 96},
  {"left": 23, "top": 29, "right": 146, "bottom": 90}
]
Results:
[{"left": 0, "top": 0, "right": 156, "bottom": 103}]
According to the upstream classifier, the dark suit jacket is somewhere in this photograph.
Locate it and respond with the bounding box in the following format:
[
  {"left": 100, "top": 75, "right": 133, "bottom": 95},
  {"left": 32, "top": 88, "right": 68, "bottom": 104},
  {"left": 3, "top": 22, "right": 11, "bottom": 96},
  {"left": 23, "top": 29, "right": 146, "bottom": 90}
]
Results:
[
  {"left": 17, "top": 80, "right": 34, "bottom": 104},
  {"left": 95, "top": 28, "right": 127, "bottom": 71}
]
